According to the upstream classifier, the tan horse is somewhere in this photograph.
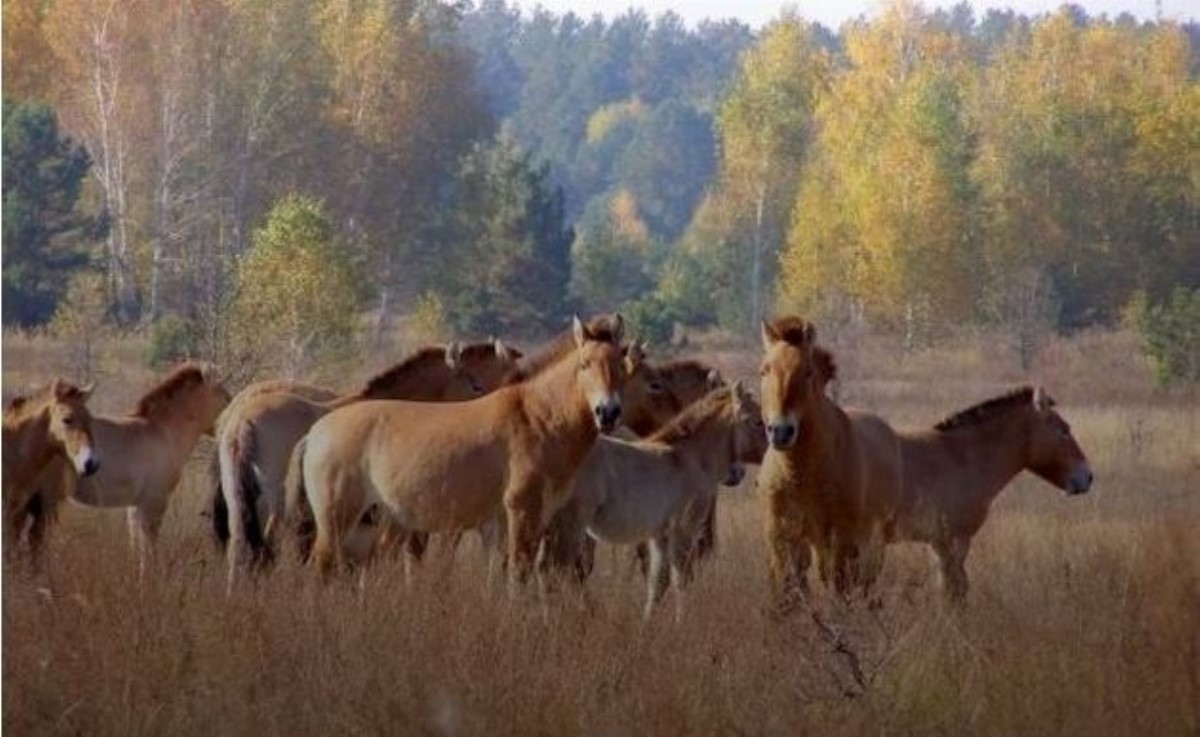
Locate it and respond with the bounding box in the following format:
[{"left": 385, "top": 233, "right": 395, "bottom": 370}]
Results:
[
  {"left": 3, "top": 379, "right": 98, "bottom": 562},
  {"left": 351, "top": 338, "right": 701, "bottom": 570},
  {"left": 219, "top": 340, "right": 520, "bottom": 584},
  {"left": 33, "top": 364, "right": 230, "bottom": 572},
  {"left": 541, "top": 381, "right": 768, "bottom": 619},
  {"left": 301, "top": 314, "right": 627, "bottom": 585},
  {"left": 759, "top": 316, "right": 903, "bottom": 607},
  {"left": 861, "top": 386, "right": 1094, "bottom": 601}
]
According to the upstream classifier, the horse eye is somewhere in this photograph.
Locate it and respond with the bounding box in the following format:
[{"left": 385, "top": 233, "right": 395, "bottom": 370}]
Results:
[{"left": 62, "top": 416, "right": 75, "bottom": 426}]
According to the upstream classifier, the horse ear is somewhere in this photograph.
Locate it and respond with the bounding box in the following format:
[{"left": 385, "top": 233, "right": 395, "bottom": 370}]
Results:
[
  {"left": 803, "top": 321, "right": 817, "bottom": 345},
  {"left": 445, "top": 341, "right": 463, "bottom": 370},
  {"left": 730, "top": 379, "right": 749, "bottom": 408},
  {"left": 611, "top": 313, "right": 625, "bottom": 344},
  {"left": 572, "top": 315, "right": 587, "bottom": 347},
  {"left": 7, "top": 395, "right": 27, "bottom": 413},
  {"left": 493, "top": 338, "right": 513, "bottom": 363},
  {"left": 761, "top": 319, "right": 778, "bottom": 349},
  {"left": 706, "top": 369, "right": 724, "bottom": 389},
  {"left": 78, "top": 383, "right": 96, "bottom": 402},
  {"left": 1033, "top": 386, "right": 1054, "bottom": 412}
]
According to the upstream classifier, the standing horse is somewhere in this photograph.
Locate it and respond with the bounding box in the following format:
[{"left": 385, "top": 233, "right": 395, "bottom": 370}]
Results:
[
  {"left": 863, "top": 386, "right": 1093, "bottom": 601},
  {"left": 3, "top": 379, "right": 98, "bottom": 562},
  {"left": 758, "top": 316, "right": 903, "bottom": 607},
  {"left": 301, "top": 315, "right": 626, "bottom": 586},
  {"left": 34, "top": 364, "right": 230, "bottom": 572},
  {"left": 541, "top": 381, "right": 768, "bottom": 619},
  {"left": 328, "top": 337, "right": 698, "bottom": 571},
  {"left": 218, "top": 339, "right": 520, "bottom": 585}
]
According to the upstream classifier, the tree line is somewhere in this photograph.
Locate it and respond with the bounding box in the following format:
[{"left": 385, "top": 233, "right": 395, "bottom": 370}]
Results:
[{"left": 3, "top": 0, "right": 1198, "bottom": 372}]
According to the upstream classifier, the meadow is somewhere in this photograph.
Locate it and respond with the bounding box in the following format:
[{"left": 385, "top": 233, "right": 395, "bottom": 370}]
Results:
[{"left": 3, "top": 326, "right": 1198, "bottom": 735}]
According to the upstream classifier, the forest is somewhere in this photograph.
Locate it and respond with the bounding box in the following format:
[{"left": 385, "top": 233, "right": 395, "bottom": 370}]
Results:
[{"left": 3, "top": 0, "right": 1198, "bottom": 374}]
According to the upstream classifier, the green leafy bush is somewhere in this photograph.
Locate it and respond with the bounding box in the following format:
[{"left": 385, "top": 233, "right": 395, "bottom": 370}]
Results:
[{"left": 1127, "top": 288, "right": 1200, "bottom": 385}]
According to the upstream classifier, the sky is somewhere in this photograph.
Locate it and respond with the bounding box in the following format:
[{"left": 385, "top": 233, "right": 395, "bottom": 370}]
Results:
[{"left": 512, "top": 0, "right": 1197, "bottom": 30}]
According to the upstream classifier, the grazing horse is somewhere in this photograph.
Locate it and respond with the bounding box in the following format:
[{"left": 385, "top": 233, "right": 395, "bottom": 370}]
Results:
[
  {"left": 301, "top": 314, "right": 626, "bottom": 586},
  {"left": 863, "top": 386, "right": 1094, "bottom": 601},
  {"left": 541, "top": 381, "right": 768, "bottom": 619},
  {"left": 33, "top": 364, "right": 230, "bottom": 572},
  {"left": 3, "top": 380, "right": 98, "bottom": 562},
  {"left": 218, "top": 339, "right": 520, "bottom": 586},
  {"left": 758, "top": 316, "right": 903, "bottom": 607}
]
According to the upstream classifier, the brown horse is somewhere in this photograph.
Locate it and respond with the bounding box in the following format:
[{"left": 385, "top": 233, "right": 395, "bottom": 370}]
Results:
[
  {"left": 301, "top": 315, "right": 626, "bottom": 585},
  {"left": 758, "top": 316, "right": 903, "bottom": 607},
  {"left": 33, "top": 364, "right": 230, "bottom": 572},
  {"left": 3, "top": 379, "right": 98, "bottom": 562},
  {"left": 863, "top": 386, "right": 1094, "bottom": 601},
  {"left": 342, "top": 337, "right": 703, "bottom": 571},
  {"left": 219, "top": 339, "right": 520, "bottom": 585}
]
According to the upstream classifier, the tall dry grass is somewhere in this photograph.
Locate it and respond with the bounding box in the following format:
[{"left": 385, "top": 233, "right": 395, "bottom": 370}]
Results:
[{"left": 4, "top": 328, "right": 1199, "bottom": 735}]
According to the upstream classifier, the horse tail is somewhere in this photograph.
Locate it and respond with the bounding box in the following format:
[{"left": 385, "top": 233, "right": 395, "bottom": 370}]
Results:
[
  {"left": 206, "top": 450, "right": 230, "bottom": 550},
  {"left": 222, "top": 420, "right": 272, "bottom": 574},
  {"left": 284, "top": 435, "right": 316, "bottom": 563}
]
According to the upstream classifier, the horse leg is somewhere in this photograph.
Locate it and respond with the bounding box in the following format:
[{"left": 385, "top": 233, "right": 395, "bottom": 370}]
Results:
[
  {"left": 766, "top": 512, "right": 810, "bottom": 613},
  {"left": 644, "top": 535, "right": 671, "bottom": 620},
  {"left": 128, "top": 503, "right": 166, "bottom": 579},
  {"left": 934, "top": 536, "right": 971, "bottom": 603},
  {"left": 668, "top": 531, "right": 696, "bottom": 625},
  {"left": 504, "top": 485, "right": 544, "bottom": 593}
]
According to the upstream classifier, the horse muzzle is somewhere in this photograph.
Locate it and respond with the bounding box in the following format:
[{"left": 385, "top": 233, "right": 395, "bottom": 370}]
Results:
[
  {"left": 767, "top": 420, "right": 797, "bottom": 450},
  {"left": 723, "top": 464, "right": 746, "bottom": 487},
  {"left": 76, "top": 450, "right": 100, "bottom": 477},
  {"left": 1066, "top": 466, "right": 1093, "bottom": 495},
  {"left": 593, "top": 400, "right": 622, "bottom": 434}
]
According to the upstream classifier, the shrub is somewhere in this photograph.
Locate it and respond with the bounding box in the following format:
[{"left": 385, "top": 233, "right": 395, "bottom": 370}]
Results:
[
  {"left": 1126, "top": 287, "right": 1200, "bottom": 385},
  {"left": 143, "top": 314, "right": 198, "bottom": 370}
]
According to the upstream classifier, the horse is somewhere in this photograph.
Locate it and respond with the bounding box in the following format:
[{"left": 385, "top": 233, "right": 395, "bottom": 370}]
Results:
[
  {"left": 300, "top": 314, "right": 626, "bottom": 587},
  {"left": 204, "top": 380, "right": 340, "bottom": 546},
  {"left": 31, "top": 364, "right": 230, "bottom": 573},
  {"left": 758, "top": 316, "right": 903, "bottom": 608},
  {"left": 3, "top": 379, "right": 98, "bottom": 563},
  {"left": 218, "top": 339, "right": 521, "bottom": 586},
  {"left": 863, "top": 385, "right": 1094, "bottom": 601},
  {"left": 342, "top": 343, "right": 724, "bottom": 575},
  {"left": 540, "top": 380, "right": 768, "bottom": 619}
]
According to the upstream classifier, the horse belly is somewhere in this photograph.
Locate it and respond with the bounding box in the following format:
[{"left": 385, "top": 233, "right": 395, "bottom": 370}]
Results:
[{"left": 369, "top": 441, "right": 506, "bottom": 533}]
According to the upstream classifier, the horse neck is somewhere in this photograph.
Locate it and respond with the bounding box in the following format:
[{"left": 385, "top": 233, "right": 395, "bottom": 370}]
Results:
[
  {"left": 1, "top": 410, "right": 52, "bottom": 489},
  {"left": 792, "top": 391, "right": 847, "bottom": 456},
  {"left": 519, "top": 353, "right": 595, "bottom": 443},
  {"left": 337, "top": 363, "right": 446, "bottom": 407},
  {"left": 664, "top": 408, "right": 734, "bottom": 482},
  {"left": 142, "top": 391, "right": 217, "bottom": 450},
  {"left": 941, "top": 410, "right": 1033, "bottom": 506}
]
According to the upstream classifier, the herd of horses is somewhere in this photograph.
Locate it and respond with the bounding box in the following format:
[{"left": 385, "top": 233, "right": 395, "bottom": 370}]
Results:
[{"left": 2, "top": 313, "right": 1094, "bottom": 617}]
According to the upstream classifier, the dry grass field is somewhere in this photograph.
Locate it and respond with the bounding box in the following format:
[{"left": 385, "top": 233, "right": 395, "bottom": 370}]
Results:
[{"left": 3, "top": 327, "right": 1199, "bottom": 735}]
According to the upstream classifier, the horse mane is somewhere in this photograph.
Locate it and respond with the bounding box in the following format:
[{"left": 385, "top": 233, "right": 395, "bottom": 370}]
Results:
[
  {"left": 647, "top": 387, "right": 732, "bottom": 444},
  {"left": 358, "top": 346, "right": 451, "bottom": 397},
  {"left": 813, "top": 346, "right": 837, "bottom": 385},
  {"left": 934, "top": 386, "right": 1045, "bottom": 432},
  {"left": 656, "top": 358, "right": 715, "bottom": 384},
  {"left": 767, "top": 316, "right": 815, "bottom": 346},
  {"left": 502, "top": 316, "right": 622, "bottom": 385},
  {"left": 134, "top": 363, "right": 209, "bottom": 417}
]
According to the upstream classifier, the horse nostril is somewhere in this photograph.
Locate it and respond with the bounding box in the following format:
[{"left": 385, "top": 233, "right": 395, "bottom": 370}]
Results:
[{"left": 83, "top": 458, "right": 100, "bottom": 476}]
